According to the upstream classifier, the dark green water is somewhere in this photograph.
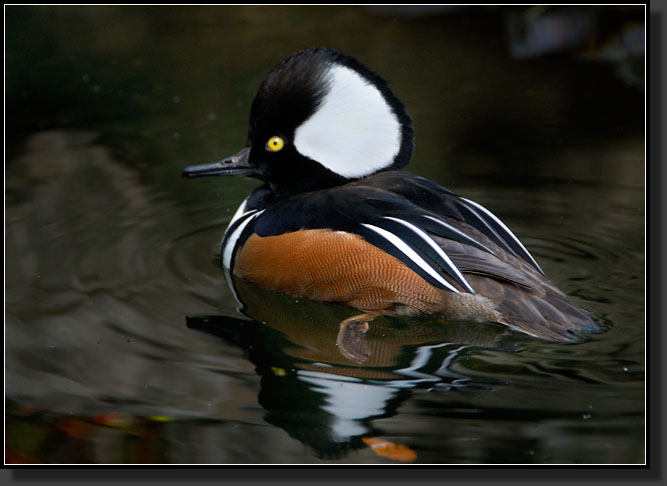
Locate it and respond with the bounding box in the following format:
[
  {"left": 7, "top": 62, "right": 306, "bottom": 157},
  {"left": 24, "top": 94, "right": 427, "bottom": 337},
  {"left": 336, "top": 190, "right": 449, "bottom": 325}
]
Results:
[{"left": 5, "top": 6, "right": 645, "bottom": 464}]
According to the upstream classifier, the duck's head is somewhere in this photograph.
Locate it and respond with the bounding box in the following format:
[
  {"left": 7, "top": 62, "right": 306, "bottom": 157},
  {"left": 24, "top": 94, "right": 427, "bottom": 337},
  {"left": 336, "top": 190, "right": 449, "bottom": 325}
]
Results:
[{"left": 182, "top": 47, "right": 414, "bottom": 195}]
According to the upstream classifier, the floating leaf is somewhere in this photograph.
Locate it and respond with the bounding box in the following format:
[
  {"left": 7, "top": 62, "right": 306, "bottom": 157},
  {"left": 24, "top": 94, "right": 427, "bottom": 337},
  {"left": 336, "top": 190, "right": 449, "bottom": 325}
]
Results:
[
  {"left": 270, "top": 366, "right": 286, "bottom": 376},
  {"left": 146, "top": 415, "right": 174, "bottom": 423},
  {"left": 362, "top": 437, "right": 417, "bottom": 462},
  {"left": 91, "top": 411, "right": 133, "bottom": 428}
]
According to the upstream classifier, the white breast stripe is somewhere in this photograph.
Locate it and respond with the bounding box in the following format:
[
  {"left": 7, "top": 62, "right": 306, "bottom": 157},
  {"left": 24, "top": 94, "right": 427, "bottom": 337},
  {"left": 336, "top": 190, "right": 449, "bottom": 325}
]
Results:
[
  {"left": 222, "top": 209, "right": 264, "bottom": 270},
  {"left": 421, "top": 214, "right": 496, "bottom": 255},
  {"left": 460, "top": 198, "right": 544, "bottom": 274},
  {"left": 361, "top": 223, "right": 459, "bottom": 293},
  {"left": 228, "top": 197, "right": 249, "bottom": 226},
  {"left": 221, "top": 197, "right": 250, "bottom": 246},
  {"left": 384, "top": 217, "right": 475, "bottom": 293},
  {"left": 223, "top": 266, "right": 244, "bottom": 311}
]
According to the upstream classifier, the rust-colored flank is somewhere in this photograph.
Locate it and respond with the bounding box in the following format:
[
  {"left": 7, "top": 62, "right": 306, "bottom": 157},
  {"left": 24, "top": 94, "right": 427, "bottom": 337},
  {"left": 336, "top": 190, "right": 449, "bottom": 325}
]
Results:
[{"left": 233, "top": 229, "right": 444, "bottom": 314}]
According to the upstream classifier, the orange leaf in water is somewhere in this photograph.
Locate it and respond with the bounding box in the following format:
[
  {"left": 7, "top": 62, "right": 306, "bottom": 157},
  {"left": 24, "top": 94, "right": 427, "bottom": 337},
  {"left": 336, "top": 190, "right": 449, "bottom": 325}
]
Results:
[
  {"left": 91, "top": 411, "right": 134, "bottom": 428},
  {"left": 362, "top": 437, "right": 417, "bottom": 462}
]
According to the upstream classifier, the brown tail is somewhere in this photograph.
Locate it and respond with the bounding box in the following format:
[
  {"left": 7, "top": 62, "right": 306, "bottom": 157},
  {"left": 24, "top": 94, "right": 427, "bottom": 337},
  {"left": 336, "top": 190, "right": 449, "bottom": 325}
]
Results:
[{"left": 466, "top": 273, "right": 600, "bottom": 342}]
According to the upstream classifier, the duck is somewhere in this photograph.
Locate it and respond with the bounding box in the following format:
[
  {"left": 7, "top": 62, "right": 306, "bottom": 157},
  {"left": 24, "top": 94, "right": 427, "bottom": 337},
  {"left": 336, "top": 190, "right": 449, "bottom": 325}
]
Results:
[{"left": 182, "top": 47, "right": 599, "bottom": 343}]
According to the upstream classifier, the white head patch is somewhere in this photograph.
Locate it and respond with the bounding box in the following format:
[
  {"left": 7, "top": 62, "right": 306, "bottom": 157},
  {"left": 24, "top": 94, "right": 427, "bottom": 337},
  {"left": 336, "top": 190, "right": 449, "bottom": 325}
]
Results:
[{"left": 293, "top": 64, "right": 402, "bottom": 179}]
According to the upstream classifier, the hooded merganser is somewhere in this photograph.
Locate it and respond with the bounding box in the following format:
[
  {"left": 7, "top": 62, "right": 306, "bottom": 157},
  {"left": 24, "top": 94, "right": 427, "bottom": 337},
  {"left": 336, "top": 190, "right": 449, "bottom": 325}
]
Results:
[{"left": 183, "top": 47, "right": 598, "bottom": 343}]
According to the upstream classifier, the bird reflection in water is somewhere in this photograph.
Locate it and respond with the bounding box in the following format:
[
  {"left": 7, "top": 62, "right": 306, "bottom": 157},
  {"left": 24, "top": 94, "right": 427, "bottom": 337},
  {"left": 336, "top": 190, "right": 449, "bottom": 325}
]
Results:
[{"left": 186, "top": 273, "right": 535, "bottom": 460}]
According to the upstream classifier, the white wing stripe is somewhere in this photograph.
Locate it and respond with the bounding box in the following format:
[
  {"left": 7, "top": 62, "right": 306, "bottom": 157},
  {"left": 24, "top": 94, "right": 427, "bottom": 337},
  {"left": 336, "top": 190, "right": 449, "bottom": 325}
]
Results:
[
  {"left": 421, "top": 214, "right": 496, "bottom": 255},
  {"left": 383, "top": 216, "right": 475, "bottom": 293},
  {"left": 361, "top": 223, "right": 460, "bottom": 293},
  {"left": 460, "top": 197, "right": 544, "bottom": 273}
]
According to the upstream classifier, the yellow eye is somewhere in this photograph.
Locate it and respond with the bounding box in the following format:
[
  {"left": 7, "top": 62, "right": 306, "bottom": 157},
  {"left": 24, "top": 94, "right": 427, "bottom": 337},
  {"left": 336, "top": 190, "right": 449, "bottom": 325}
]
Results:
[{"left": 266, "top": 136, "right": 285, "bottom": 152}]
